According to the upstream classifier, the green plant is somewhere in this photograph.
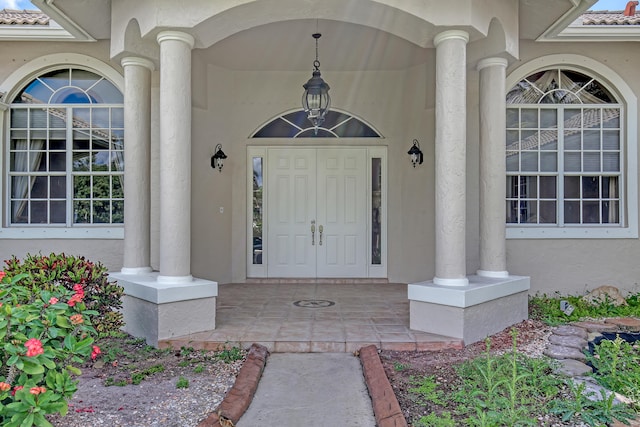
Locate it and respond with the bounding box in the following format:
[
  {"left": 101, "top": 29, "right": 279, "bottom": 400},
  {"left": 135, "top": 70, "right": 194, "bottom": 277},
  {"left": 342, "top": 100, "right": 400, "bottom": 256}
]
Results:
[
  {"left": 178, "top": 360, "right": 190, "bottom": 368},
  {"left": 586, "top": 335, "right": 640, "bottom": 410},
  {"left": 409, "top": 375, "right": 444, "bottom": 406},
  {"left": 217, "top": 345, "right": 243, "bottom": 363},
  {"left": 548, "top": 381, "right": 635, "bottom": 426},
  {"left": 176, "top": 376, "right": 189, "bottom": 389},
  {"left": 130, "top": 365, "right": 165, "bottom": 385},
  {"left": 193, "top": 364, "right": 204, "bottom": 374},
  {"left": 179, "top": 346, "right": 194, "bottom": 357},
  {"left": 3, "top": 253, "right": 124, "bottom": 335},
  {"left": 415, "top": 411, "right": 456, "bottom": 427},
  {"left": 452, "top": 330, "right": 560, "bottom": 426},
  {"left": 0, "top": 268, "right": 102, "bottom": 426},
  {"left": 529, "top": 292, "right": 640, "bottom": 325},
  {"left": 393, "top": 361, "right": 408, "bottom": 372}
]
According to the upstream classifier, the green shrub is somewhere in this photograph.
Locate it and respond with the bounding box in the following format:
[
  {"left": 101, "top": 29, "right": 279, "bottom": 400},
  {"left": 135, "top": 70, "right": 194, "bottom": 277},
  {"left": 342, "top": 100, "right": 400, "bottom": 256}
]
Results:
[
  {"left": 0, "top": 269, "right": 102, "bottom": 426},
  {"left": 3, "top": 253, "right": 124, "bottom": 335}
]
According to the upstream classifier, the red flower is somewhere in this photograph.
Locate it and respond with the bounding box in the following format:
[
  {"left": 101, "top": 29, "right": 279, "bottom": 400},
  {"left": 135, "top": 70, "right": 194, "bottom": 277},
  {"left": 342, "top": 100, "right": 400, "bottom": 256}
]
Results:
[
  {"left": 25, "top": 338, "right": 44, "bottom": 357},
  {"left": 91, "top": 345, "right": 101, "bottom": 360},
  {"left": 0, "top": 271, "right": 5, "bottom": 280},
  {"left": 11, "top": 385, "right": 23, "bottom": 396},
  {"left": 48, "top": 297, "right": 59, "bottom": 305}
]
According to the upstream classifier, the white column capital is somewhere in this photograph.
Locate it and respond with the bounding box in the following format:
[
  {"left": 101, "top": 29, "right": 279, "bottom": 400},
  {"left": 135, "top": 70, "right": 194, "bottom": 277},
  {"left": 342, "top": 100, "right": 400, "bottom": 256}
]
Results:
[
  {"left": 434, "top": 30, "right": 469, "bottom": 47},
  {"left": 157, "top": 30, "right": 195, "bottom": 49},
  {"left": 477, "top": 57, "right": 508, "bottom": 71},
  {"left": 121, "top": 56, "right": 155, "bottom": 71}
]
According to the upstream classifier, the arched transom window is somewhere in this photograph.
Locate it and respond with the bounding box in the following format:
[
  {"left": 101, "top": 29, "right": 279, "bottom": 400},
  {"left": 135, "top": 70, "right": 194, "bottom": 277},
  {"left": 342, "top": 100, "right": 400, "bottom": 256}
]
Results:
[
  {"left": 252, "top": 109, "right": 381, "bottom": 138},
  {"left": 8, "top": 68, "right": 124, "bottom": 226},
  {"left": 506, "top": 68, "right": 622, "bottom": 229}
]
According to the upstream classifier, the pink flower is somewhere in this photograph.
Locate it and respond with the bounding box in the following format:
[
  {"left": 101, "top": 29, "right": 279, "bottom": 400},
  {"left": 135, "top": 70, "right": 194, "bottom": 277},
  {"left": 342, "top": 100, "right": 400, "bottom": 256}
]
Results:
[
  {"left": 0, "top": 382, "right": 10, "bottom": 392},
  {"left": 73, "top": 284, "right": 84, "bottom": 294},
  {"left": 25, "top": 338, "right": 44, "bottom": 357},
  {"left": 29, "top": 386, "right": 46, "bottom": 395},
  {"left": 11, "top": 385, "right": 23, "bottom": 396},
  {"left": 70, "top": 314, "right": 83, "bottom": 325},
  {"left": 91, "top": 345, "right": 101, "bottom": 360},
  {"left": 0, "top": 271, "right": 5, "bottom": 280},
  {"left": 67, "top": 293, "right": 83, "bottom": 307},
  {"left": 48, "top": 297, "right": 59, "bottom": 305}
]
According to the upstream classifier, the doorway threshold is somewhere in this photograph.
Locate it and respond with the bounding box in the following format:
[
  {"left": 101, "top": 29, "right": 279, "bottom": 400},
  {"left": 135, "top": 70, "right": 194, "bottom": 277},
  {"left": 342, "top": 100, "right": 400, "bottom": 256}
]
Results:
[{"left": 245, "top": 278, "right": 390, "bottom": 284}]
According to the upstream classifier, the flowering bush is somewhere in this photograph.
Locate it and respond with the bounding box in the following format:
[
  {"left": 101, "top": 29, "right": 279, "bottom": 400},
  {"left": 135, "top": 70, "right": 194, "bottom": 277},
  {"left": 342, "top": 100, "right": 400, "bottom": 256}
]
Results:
[
  {"left": 3, "top": 253, "right": 124, "bottom": 334},
  {"left": 0, "top": 268, "right": 102, "bottom": 426}
]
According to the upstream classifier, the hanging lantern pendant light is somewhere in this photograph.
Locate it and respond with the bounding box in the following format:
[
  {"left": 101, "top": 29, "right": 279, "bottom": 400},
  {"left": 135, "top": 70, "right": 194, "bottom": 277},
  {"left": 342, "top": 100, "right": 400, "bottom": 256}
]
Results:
[{"left": 302, "top": 32, "right": 331, "bottom": 135}]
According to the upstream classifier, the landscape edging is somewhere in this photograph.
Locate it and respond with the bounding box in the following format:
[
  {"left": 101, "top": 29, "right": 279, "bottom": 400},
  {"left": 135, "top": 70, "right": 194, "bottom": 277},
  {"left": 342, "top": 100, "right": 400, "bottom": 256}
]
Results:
[
  {"left": 197, "top": 343, "right": 269, "bottom": 427},
  {"left": 359, "top": 344, "right": 408, "bottom": 427}
]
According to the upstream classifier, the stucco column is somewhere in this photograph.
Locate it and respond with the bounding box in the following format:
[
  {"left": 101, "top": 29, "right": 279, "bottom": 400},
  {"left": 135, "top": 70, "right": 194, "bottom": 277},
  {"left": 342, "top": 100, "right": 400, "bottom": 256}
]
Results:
[
  {"left": 156, "top": 31, "right": 195, "bottom": 283},
  {"left": 433, "top": 30, "right": 469, "bottom": 286},
  {"left": 477, "top": 58, "right": 509, "bottom": 278},
  {"left": 120, "top": 57, "right": 154, "bottom": 275}
]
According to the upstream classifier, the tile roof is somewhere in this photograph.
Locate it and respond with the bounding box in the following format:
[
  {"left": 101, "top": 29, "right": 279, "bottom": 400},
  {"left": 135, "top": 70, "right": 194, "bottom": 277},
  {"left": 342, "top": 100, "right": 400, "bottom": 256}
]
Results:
[
  {"left": 0, "top": 9, "right": 49, "bottom": 26},
  {"left": 582, "top": 10, "right": 640, "bottom": 25}
]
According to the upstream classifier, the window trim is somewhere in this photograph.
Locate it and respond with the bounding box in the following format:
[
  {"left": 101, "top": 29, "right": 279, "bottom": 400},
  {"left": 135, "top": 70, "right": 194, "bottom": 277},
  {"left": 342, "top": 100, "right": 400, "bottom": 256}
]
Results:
[
  {"left": 1, "top": 54, "right": 125, "bottom": 239},
  {"left": 505, "top": 54, "right": 638, "bottom": 239}
]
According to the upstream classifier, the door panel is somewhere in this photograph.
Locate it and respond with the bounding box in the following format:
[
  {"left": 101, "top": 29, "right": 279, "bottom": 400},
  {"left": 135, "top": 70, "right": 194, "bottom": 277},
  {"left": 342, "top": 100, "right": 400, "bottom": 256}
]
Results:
[
  {"left": 316, "top": 149, "right": 367, "bottom": 277},
  {"left": 266, "top": 149, "right": 316, "bottom": 277},
  {"left": 266, "top": 147, "right": 367, "bottom": 278}
]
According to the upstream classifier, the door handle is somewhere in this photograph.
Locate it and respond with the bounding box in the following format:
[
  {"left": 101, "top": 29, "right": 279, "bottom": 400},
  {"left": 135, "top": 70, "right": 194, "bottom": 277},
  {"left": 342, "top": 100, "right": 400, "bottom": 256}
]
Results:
[
  {"left": 311, "top": 220, "right": 316, "bottom": 246},
  {"left": 319, "top": 225, "right": 323, "bottom": 246}
]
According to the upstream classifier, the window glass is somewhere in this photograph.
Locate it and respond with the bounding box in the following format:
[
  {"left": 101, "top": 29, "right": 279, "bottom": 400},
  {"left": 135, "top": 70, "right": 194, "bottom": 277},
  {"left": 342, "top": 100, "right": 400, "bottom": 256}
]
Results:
[
  {"left": 506, "top": 68, "right": 621, "bottom": 228},
  {"left": 8, "top": 68, "right": 124, "bottom": 226},
  {"left": 252, "top": 157, "right": 263, "bottom": 265},
  {"left": 253, "top": 110, "right": 380, "bottom": 138}
]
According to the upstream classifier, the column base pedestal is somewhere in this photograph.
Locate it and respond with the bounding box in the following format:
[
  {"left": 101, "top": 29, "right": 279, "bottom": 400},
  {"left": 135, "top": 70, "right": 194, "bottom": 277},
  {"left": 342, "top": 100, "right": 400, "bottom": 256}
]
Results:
[
  {"left": 109, "top": 272, "right": 218, "bottom": 347},
  {"left": 408, "top": 275, "right": 529, "bottom": 345}
]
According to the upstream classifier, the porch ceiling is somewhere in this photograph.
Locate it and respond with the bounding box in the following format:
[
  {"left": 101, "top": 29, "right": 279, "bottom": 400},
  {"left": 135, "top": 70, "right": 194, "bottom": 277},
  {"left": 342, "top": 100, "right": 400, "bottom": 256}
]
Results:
[{"left": 197, "top": 19, "right": 429, "bottom": 72}]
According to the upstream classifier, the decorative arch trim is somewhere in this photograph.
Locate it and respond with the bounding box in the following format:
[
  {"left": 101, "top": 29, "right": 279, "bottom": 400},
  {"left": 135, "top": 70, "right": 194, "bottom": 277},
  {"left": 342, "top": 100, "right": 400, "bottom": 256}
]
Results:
[
  {"left": 0, "top": 53, "right": 124, "bottom": 103},
  {"left": 251, "top": 108, "right": 382, "bottom": 139}
]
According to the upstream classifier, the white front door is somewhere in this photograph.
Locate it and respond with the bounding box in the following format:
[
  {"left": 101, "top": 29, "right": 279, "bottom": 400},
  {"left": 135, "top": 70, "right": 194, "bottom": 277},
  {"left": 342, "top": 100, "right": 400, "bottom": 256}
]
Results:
[{"left": 266, "top": 148, "right": 368, "bottom": 278}]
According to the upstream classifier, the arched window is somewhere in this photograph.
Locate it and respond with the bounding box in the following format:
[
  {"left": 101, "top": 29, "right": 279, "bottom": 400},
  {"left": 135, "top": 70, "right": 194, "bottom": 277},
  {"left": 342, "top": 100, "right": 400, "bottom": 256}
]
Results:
[
  {"left": 252, "top": 109, "right": 381, "bottom": 138},
  {"left": 505, "top": 66, "right": 635, "bottom": 238},
  {"left": 8, "top": 67, "right": 124, "bottom": 226}
]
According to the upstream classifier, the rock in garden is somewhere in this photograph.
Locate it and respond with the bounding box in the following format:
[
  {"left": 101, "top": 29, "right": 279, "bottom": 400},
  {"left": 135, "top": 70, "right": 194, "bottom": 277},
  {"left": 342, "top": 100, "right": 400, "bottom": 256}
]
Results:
[
  {"left": 604, "top": 317, "right": 640, "bottom": 330},
  {"left": 553, "top": 325, "right": 588, "bottom": 340},
  {"left": 570, "top": 377, "right": 618, "bottom": 403},
  {"left": 582, "top": 285, "right": 627, "bottom": 306},
  {"left": 543, "top": 344, "right": 586, "bottom": 361},
  {"left": 554, "top": 359, "right": 592, "bottom": 377},
  {"left": 548, "top": 334, "right": 587, "bottom": 349},
  {"left": 572, "top": 321, "right": 618, "bottom": 333}
]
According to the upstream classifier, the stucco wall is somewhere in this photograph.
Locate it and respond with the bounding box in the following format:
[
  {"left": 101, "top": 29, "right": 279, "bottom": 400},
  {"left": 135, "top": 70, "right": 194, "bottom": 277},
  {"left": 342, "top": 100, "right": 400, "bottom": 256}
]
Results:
[
  {"left": 187, "top": 57, "right": 442, "bottom": 284},
  {"left": 504, "top": 40, "right": 640, "bottom": 296}
]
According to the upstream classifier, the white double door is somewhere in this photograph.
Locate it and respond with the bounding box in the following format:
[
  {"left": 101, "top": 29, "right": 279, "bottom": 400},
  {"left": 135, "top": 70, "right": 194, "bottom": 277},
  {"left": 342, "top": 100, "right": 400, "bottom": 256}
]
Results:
[{"left": 267, "top": 148, "right": 367, "bottom": 278}]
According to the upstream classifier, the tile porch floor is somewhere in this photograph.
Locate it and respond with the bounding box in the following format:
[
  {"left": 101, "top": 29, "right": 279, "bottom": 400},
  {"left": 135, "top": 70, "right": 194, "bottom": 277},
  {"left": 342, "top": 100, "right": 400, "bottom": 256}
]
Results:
[{"left": 160, "top": 282, "right": 463, "bottom": 353}]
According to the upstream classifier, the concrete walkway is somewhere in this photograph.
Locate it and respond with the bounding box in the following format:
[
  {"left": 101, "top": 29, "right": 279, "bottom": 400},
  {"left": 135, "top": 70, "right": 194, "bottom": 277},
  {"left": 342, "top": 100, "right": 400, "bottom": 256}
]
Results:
[{"left": 236, "top": 353, "right": 376, "bottom": 426}]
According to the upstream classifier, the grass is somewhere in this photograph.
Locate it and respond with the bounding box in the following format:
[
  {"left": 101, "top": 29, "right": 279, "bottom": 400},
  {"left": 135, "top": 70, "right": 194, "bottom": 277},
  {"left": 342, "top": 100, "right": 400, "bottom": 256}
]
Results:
[
  {"left": 408, "top": 293, "right": 640, "bottom": 426},
  {"left": 529, "top": 291, "right": 640, "bottom": 325}
]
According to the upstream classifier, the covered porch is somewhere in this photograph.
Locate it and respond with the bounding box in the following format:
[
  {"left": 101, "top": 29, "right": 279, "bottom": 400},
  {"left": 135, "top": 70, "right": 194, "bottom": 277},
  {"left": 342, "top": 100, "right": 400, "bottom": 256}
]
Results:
[{"left": 158, "top": 283, "right": 463, "bottom": 353}]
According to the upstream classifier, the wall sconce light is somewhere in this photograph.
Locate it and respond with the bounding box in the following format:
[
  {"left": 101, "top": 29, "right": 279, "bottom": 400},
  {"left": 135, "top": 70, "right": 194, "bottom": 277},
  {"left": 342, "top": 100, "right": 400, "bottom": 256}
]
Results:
[
  {"left": 407, "top": 139, "right": 423, "bottom": 168},
  {"left": 211, "top": 144, "right": 227, "bottom": 172}
]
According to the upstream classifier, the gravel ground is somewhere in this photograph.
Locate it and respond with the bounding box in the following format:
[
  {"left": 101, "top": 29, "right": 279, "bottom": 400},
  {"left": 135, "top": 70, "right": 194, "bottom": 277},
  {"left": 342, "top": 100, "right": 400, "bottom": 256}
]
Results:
[{"left": 45, "top": 338, "right": 245, "bottom": 427}]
